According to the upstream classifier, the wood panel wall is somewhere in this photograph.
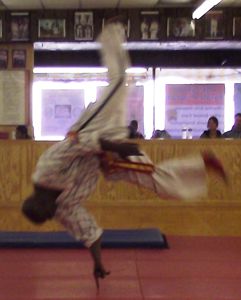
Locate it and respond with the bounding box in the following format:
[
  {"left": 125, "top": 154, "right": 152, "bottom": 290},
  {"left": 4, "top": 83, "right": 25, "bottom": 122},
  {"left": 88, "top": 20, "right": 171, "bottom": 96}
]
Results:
[{"left": 0, "top": 139, "right": 241, "bottom": 236}]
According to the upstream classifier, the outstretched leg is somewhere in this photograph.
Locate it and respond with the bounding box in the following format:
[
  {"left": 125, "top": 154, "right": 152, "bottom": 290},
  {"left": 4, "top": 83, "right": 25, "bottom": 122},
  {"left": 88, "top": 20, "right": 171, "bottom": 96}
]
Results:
[
  {"left": 68, "top": 23, "right": 130, "bottom": 145},
  {"left": 102, "top": 151, "right": 227, "bottom": 201}
]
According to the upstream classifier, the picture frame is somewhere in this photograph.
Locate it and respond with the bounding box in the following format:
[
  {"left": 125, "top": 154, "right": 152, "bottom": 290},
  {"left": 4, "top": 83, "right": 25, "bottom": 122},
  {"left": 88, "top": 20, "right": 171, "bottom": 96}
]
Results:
[
  {"left": 140, "top": 11, "right": 160, "bottom": 40},
  {"left": 102, "top": 15, "right": 130, "bottom": 40},
  {"left": 54, "top": 104, "right": 71, "bottom": 118},
  {"left": 167, "top": 17, "right": 195, "bottom": 38},
  {"left": 12, "top": 49, "right": 26, "bottom": 68},
  {"left": 233, "top": 17, "right": 241, "bottom": 38},
  {"left": 10, "top": 12, "right": 30, "bottom": 41},
  {"left": 0, "top": 49, "right": 8, "bottom": 69},
  {"left": 74, "top": 11, "right": 94, "bottom": 41},
  {"left": 204, "top": 11, "right": 224, "bottom": 39},
  {"left": 38, "top": 18, "right": 66, "bottom": 39}
]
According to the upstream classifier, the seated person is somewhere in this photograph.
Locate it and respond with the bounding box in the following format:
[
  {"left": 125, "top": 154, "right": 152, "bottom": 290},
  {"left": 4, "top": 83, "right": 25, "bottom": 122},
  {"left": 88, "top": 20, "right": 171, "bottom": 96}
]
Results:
[
  {"left": 152, "top": 129, "right": 171, "bottom": 139},
  {"left": 200, "top": 116, "right": 222, "bottom": 139},
  {"left": 223, "top": 113, "right": 241, "bottom": 138},
  {"left": 128, "top": 120, "right": 144, "bottom": 139},
  {"left": 15, "top": 125, "right": 31, "bottom": 139}
]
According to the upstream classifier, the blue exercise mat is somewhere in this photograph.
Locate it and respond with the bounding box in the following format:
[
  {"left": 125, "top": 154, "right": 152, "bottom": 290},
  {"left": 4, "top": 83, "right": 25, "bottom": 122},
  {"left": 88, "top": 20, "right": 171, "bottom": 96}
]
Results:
[{"left": 0, "top": 229, "right": 169, "bottom": 249}]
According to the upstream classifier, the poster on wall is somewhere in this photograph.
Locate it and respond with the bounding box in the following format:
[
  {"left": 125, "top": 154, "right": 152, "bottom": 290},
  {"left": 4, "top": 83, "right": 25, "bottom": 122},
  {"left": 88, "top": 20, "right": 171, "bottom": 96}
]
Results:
[
  {"left": 0, "top": 70, "right": 26, "bottom": 124},
  {"left": 165, "top": 84, "right": 225, "bottom": 138},
  {"left": 41, "top": 89, "right": 85, "bottom": 137}
]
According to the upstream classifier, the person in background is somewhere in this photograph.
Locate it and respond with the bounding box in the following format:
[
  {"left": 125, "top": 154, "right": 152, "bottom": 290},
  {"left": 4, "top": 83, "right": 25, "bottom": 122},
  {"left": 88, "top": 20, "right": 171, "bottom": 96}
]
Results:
[
  {"left": 15, "top": 125, "right": 31, "bottom": 139},
  {"left": 128, "top": 120, "right": 144, "bottom": 139},
  {"left": 152, "top": 129, "right": 171, "bottom": 139},
  {"left": 200, "top": 116, "right": 222, "bottom": 139},
  {"left": 223, "top": 113, "right": 241, "bottom": 138}
]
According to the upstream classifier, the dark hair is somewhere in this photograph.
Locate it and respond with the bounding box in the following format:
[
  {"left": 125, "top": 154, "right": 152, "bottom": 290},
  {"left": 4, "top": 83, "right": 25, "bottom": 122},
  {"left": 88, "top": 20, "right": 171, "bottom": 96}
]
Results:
[
  {"left": 152, "top": 130, "right": 162, "bottom": 138},
  {"left": 22, "top": 194, "right": 57, "bottom": 224},
  {"left": 208, "top": 116, "right": 219, "bottom": 127},
  {"left": 235, "top": 113, "right": 241, "bottom": 118},
  {"left": 130, "top": 120, "right": 138, "bottom": 127},
  {"left": 152, "top": 129, "right": 171, "bottom": 139}
]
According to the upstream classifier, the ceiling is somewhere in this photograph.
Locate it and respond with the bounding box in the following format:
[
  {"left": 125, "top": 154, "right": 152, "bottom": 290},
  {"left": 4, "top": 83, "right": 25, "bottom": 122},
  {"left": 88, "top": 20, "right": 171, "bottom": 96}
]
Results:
[{"left": 0, "top": 0, "right": 240, "bottom": 10}]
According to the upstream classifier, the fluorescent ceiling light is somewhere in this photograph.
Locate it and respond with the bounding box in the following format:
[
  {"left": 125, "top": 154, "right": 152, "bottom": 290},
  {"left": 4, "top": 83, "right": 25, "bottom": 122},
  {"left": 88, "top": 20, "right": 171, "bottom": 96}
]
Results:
[
  {"left": 192, "top": 0, "right": 222, "bottom": 19},
  {"left": 33, "top": 67, "right": 107, "bottom": 74},
  {"left": 125, "top": 67, "right": 147, "bottom": 74}
]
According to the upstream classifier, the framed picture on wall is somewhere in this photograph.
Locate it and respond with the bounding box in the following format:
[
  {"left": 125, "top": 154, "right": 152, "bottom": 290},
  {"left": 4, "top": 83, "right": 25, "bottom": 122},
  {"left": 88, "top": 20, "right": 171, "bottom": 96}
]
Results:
[
  {"left": 233, "top": 17, "right": 241, "bottom": 38},
  {"left": 167, "top": 17, "right": 195, "bottom": 38},
  {"left": 74, "top": 11, "right": 94, "bottom": 40},
  {"left": 10, "top": 12, "right": 30, "bottom": 41},
  {"left": 12, "top": 49, "right": 26, "bottom": 68},
  {"left": 38, "top": 18, "right": 66, "bottom": 39},
  {"left": 140, "top": 11, "right": 160, "bottom": 40},
  {"left": 102, "top": 15, "right": 130, "bottom": 40},
  {"left": 0, "top": 49, "right": 8, "bottom": 69},
  {"left": 204, "top": 11, "right": 224, "bottom": 39}
]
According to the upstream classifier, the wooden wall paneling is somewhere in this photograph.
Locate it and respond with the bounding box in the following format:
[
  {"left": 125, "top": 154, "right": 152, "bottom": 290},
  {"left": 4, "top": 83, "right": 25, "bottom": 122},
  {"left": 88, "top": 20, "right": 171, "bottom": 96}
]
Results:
[
  {"left": 65, "top": 10, "right": 73, "bottom": 41},
  {"left": 93, "top": 9, "right": 104, "bottom": 39},
  {"left": 67, "top": 10, "right": 74, "bottom": 41},
  {"left": 226, "top": 8, "right": 234, "bottom": 40},
  {"left": 30, "top": 11, "right": 38, "bottom": 41},
  {"left": 129, "top": 9, "right": 139, "bottom": 40},
  {"left": 101, "top": 8, "right": 118, "bottom": 28},
  {"left": 4, "top": 11, "right": 12, "bottom": 42},
  {"left": 231, "top": 7, "right": 241, "bottom": 40},
  {"left": 1, "top": 139, "right": 241, "bottom": 236},
  {"left": 161, "top": 7, "right": 174, "bottom": 41},
  {"left": 159, "top": 8, "right": 167, "bottom": 40},
  {"left": 0, "top": 11, "right": 6, "bottom": 43},
  {"left": 34, "top": 48, "right": 241, "bottom": 68}
]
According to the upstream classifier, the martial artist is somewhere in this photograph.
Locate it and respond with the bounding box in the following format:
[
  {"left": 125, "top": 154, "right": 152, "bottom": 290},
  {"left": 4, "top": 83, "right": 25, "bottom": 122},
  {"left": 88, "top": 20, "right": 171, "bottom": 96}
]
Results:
[{"left": 22, "top": 23, "right": 226, "bottom": 289}]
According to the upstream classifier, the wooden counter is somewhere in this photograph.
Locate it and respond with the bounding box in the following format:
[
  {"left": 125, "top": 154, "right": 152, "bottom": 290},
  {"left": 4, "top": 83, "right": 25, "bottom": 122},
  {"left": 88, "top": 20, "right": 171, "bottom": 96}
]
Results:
[{"left": 0, "top": 139, "right": 241, "bottom": 236}]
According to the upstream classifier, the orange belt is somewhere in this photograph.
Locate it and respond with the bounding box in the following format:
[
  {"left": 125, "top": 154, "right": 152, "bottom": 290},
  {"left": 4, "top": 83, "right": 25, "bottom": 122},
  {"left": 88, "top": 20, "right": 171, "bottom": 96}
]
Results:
[{"left": 101, "top": 152, "right": 154, "bottom": 174}]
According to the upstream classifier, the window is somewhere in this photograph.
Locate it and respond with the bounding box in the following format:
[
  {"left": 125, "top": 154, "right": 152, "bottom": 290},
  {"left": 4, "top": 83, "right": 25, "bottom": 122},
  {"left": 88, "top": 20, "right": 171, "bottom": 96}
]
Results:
[
  {"left": 154, "top": 68, "right": 238, "bottom": 138},
  {"left": 32, "top": 67, "right": 151, "bottom": 140}
]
